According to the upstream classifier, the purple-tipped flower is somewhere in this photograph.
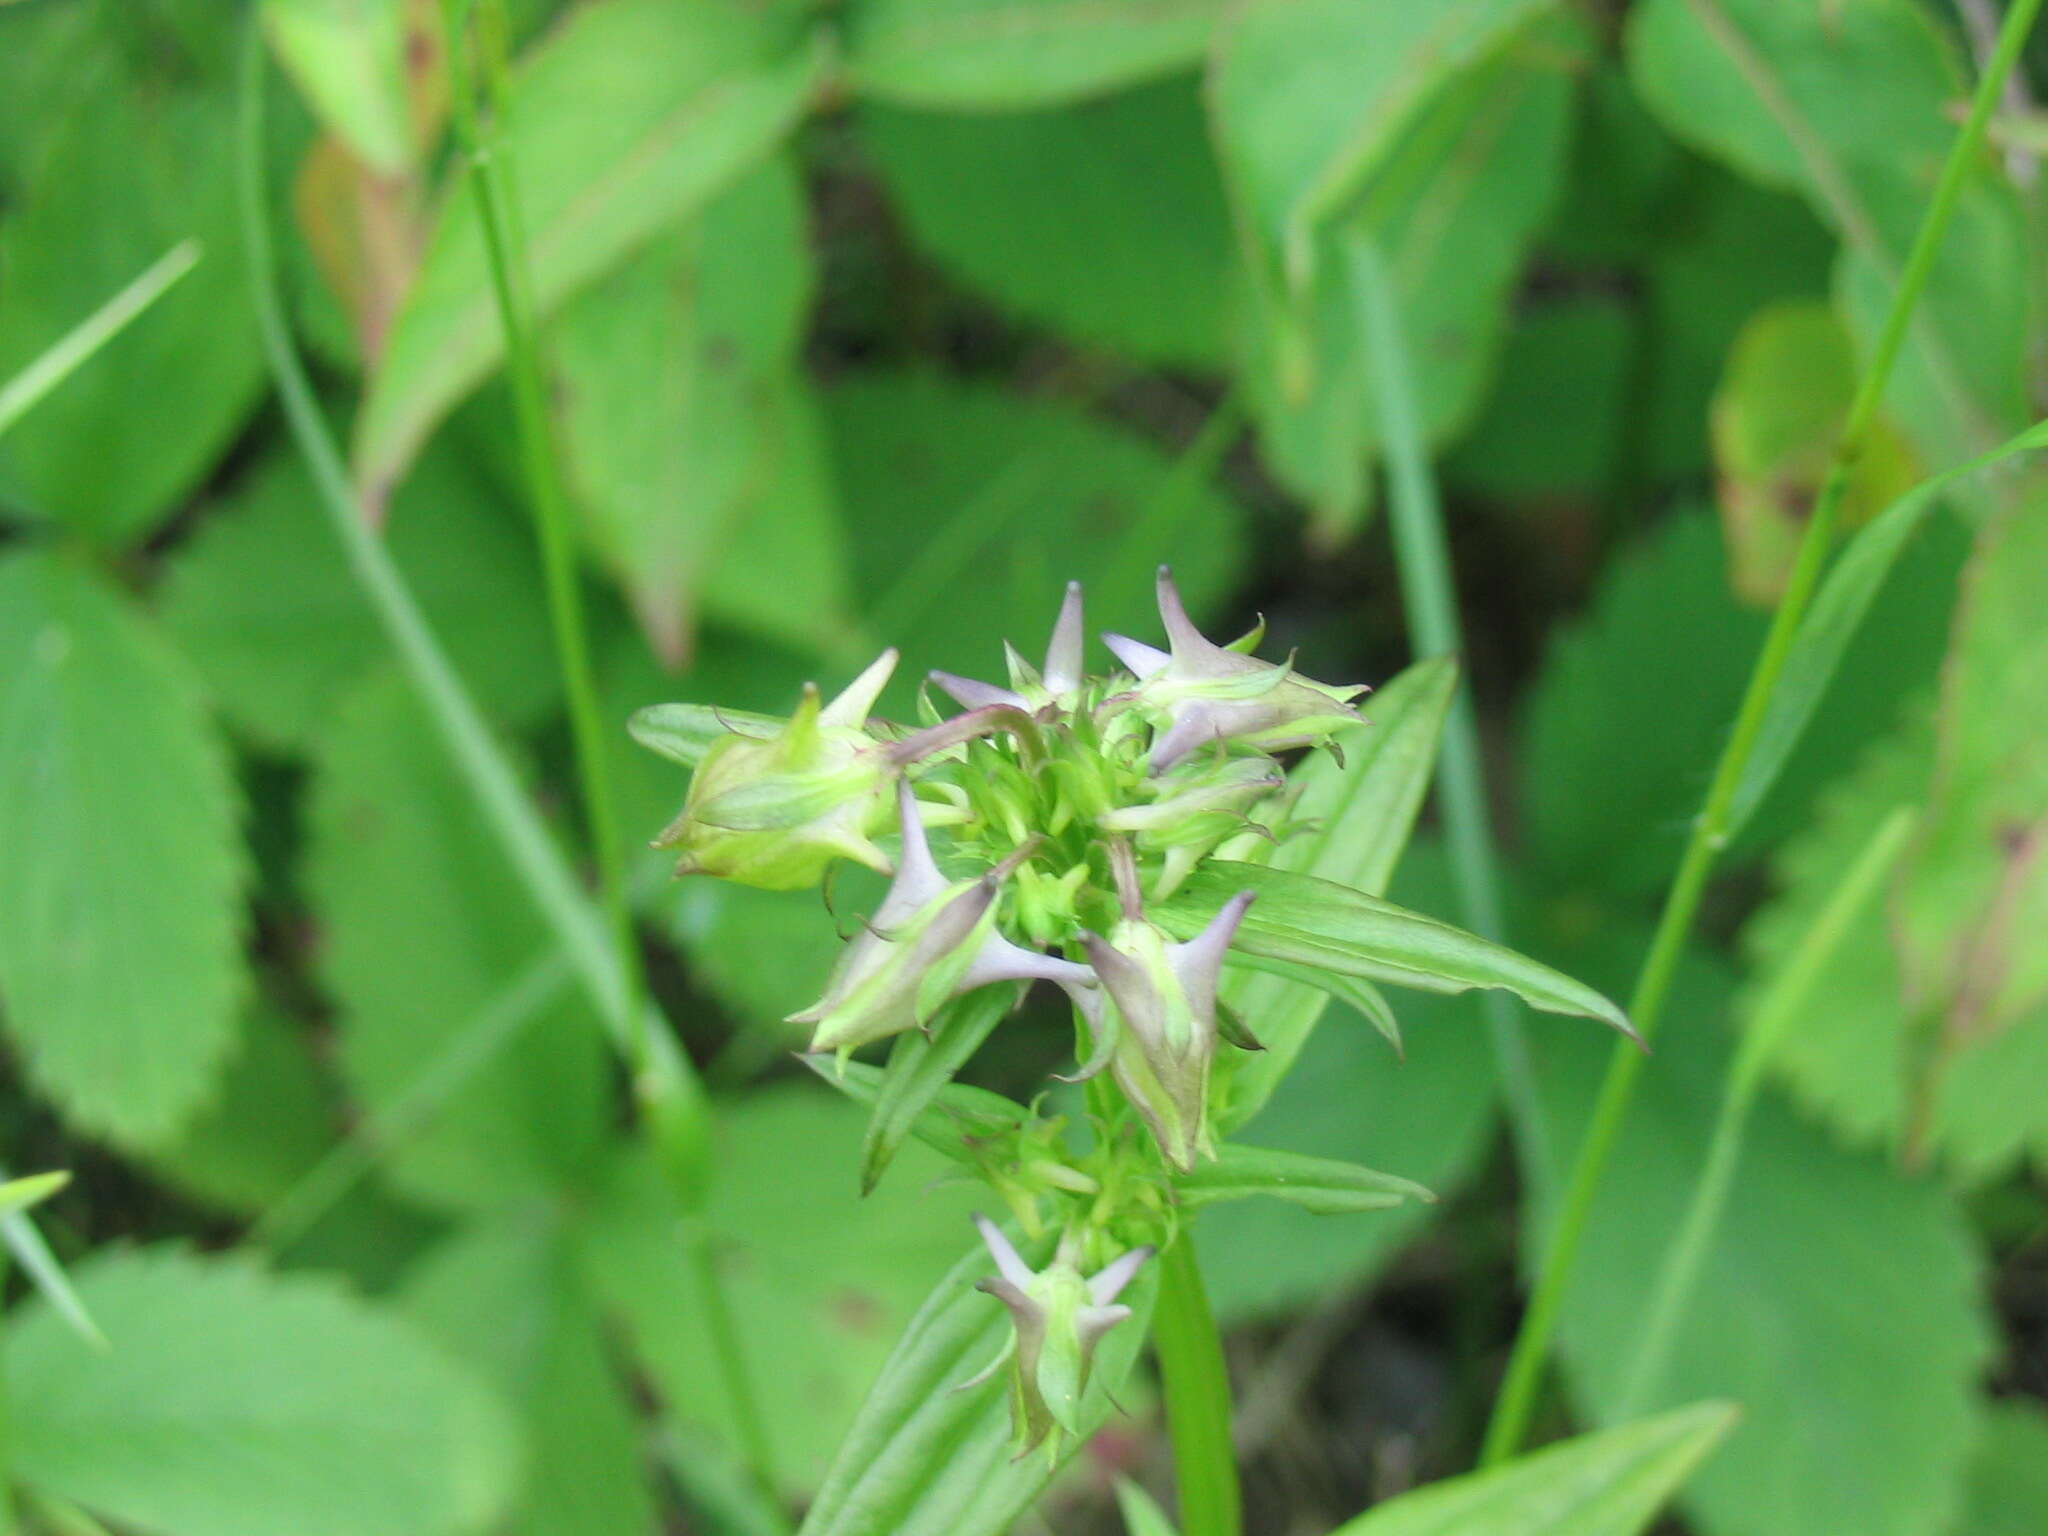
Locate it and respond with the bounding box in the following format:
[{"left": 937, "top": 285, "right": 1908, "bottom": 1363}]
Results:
[
  {"left": 791, "top": 781, "right": 1092, "bottom": 1054},
  {"left": 970, "top": 1215, "right": 1152, "bottom": 1456},
  {"left": 1079, "top": 888, "right": 1255, "bottom": 1170},
  {"left": 656, "top": 650, "right": 903, "bottom": 890},
  {"left": 1106, "top": 568, "right": 1367, "bottom": 771},
  {"left": 932, "top": 581, "right": 1089, "bottom": 714}
]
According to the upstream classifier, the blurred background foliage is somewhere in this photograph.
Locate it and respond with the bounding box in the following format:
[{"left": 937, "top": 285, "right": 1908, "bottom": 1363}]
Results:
[{"left": 0, "top": 0, "right": 2045, "bottom": 1532}]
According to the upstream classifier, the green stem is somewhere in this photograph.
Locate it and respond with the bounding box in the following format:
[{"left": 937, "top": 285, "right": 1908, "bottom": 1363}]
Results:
[
  {"left": 440, "top": 0, "right": 649, "bottom": 1081},
  {"left": 1352, "top": 239, "right": 1553, "bottom": 1198},
  {"left": 238, "top": 12, "right": 690, "bottom": 1093},
  {"left": 0, "top": 239, "right": 199, "bottom": 440},
  {"left": 438, "top": 2, "right": 777, "bottom": 1496},
  {"left": 1614, "top": 806, "right": 1916, "bottom": 1418},
  {"left": 1153, "top": 1233, "right": 1241, "bottom": 1536},
  {"left": 1478, "top": 0, "right": 2041, "bottom": 1465}
]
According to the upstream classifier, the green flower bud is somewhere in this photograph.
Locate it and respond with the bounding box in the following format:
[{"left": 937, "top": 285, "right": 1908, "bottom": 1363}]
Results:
[
  {"left": 970, "top": 1216, "right": 1151, "bottom": 1457},
  {"left": 1080, "top": 890, "right": 1254, "bottom": 1171},
  {"left": 654, "top": 651, "right": 900, "bottom": 890},
  {"left": 792, "top": 781, "right": 1092, "bottom": 1054},
  {"left": 1106, "top": 568, "right": 1367, "bottom": 770},
  {"left": 1100, "top": 755, "right": 1284, "bottom": 898}
]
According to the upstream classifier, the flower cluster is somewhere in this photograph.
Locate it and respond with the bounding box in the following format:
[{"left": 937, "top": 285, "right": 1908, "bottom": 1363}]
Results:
[{"left": 638, "top": 568, "right": 1369, "bottom": 1451}]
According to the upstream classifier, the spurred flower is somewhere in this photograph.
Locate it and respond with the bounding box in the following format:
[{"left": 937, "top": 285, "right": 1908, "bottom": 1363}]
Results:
[
  {"left": 1079, "top": 886, "right": 1255, "bottom": 1171},
  {"left": 792, "top": 780, "right": 1092, "bottom": 1054},
  {"left": 969, "top": 1215, "right": 1151, "bottom": 1456},
  {"left": 1106, "top": 567, "right": 1367, "bottom": 771},
  {"left": 932, "top": 580, "right": 1088, "bottom": 714},
  {"left": 655, "top": 650, "right": 902, "bottom": 890}
]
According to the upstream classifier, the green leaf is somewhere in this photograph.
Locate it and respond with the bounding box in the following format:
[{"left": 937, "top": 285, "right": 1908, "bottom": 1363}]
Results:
[
  {"left": 575, "top": 1088, "right": 989, "bottom": 1494},
  {"left": 306, "top": 671, "right": 611, "bottom": 1211},
  {"left": 1726, "top": 415, "right": 2048, "bottom": 838},
  {"left": 1114, "top": 1479, "right": 1180, "bottom": 1536},
  {"left": 1221, "top": 654, "right": 1457, "bottom": 1122},
  {"left": 261, "top": 0, "right": 413, "bottom": 175},
  {"left": 795, "top": 1223, "right": 1156, "bottom": 1536},
  {"left": 159, "top": 447, "right": 560, "bottom": 752},
  {"left": 0, "top": 67, "right": 261, "bottom": 542},
  {"left": 1327, "top": 1402, "right": 1736, "bottom": 1536},
  {"left": 844, "top": 0, "right": 1220, "bottom": 109},
  {"left": 554, "top": 156, "right": 854, "bottom": 664},
  {"left": 1224, "top": 951, "right": 1401, "bottom": 1051},
  {"left": 1744, "top": 504, "right": 2048, "bottom": 1181},
  {"left": 143, "top": 1009, "right": 335, "bottom": 1216},
  {"left": 823, "top": 370, "right": 1249, "bottom": 713},
  {"left": 861, "top": 984, "right": 1017, "bottom": 1192},
  {"left": 1625, "top": 0, "right": 2028, "bottom": 478},
  {"left": 0, "top": 1172, "right": 68, "bottom": 1217},
  {"left": 1200, "top": 844, "right": 1498, "bottom": 1321},
  {"left": 1641, "top": 170, "right": 1835, "bottom": 485},
  {"left": 1524, "top": 509, "right": 1962, "bottom": 897},
  {"left": 1177, "top": 1143, "right": 1432, "bottom": 1215},
  {"left": 804, "top": 1053, "right": 1033, "bottom": 1161},
  {"left": 1223, "top": 20, "right": 1573, "bottom": 527},
  {"left": 1211, "top": 0, "right": 1553, "bottom": 286},
  {"left": 861, "top": 76, "right": 1235, "bottom": 368},
  {"left": 354, "top": 0, "right": 827, "bottom": 497},
  {"left": 629, "top": 703, "right": 788, "bottom": 769},
  {"left": 1159, "top": 862, "right": 1632, "bottom": 1036},
  {"left": 1532, "top": 932, "right": 1991, "bottom": 1536},
  {"left": 0, "top": 240, "right": 200, "bottom": 443},
  {"left": 0, "top": 550, "right": 245, "bottom": 1148},
  {"left": 4, "top": 1246, "right": 519, "bottom": 1536},
  {"left": 1441, "top": 293, "right": 1632, "bottom": 502},
  {"left": 1707, "top": 301, "right": 1917, "bottom": 605},
  {"left": 404, "top": 1212, "right": 659, "bottom": 1536},
  {"left": 1955, "top": 1403, "right": 2048, "bottom": 1536}
]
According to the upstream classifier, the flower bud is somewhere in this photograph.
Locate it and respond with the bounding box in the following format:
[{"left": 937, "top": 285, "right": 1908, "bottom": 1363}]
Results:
[
  {"left": 792, "top": 780, "right": 1092, "bottom": 1055},
  {"left": 1105, "top": 568, "right": 1367, "bottom": 771},
  {"left": 654, "top": 650, "right": 901, "bottom": 890},
  {"left": 931, "top": 580, "right": 1088, "bottom": 714},
  {"left": 1081, "top": 890, "right": 1255, "bottom": 1170},
  {"left": 970, "top": 1216, "right": 1151, "bottom": 1456},
  {"left": 1099, "top": 755, "right": 1284, "bottom": 898}
]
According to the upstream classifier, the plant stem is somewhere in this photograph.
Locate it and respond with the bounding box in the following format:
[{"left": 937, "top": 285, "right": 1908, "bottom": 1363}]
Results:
[
  {"left": 1479, "top": 0, "right": 2042, "bottom": 1465},
  {"left": 1614, "top": 806, "right": 1916, "bottom": 1417},
  {"left": 1352, "top": 239, "right": 1553, "bottom": 1199},
  {"left": 0, "top": 239, "right": 199, "bottom": 440},
  {"left": 440, "top": 0, "right": 649, "bottom": 1084},
  {"left": 440, "top": 1, "right": 778, "bottom": 1496},
  {"left": 1153, "top": 1233, "right": 1241, "bottom": 1536}
]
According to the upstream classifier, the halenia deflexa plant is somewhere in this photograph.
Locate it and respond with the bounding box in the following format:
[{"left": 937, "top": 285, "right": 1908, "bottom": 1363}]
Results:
[{"left": 632, "top": 569, "right": 1633, "bottom": 1462}]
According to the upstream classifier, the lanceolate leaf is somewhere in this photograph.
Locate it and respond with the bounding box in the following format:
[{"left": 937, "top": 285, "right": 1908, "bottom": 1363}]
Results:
[
  {"left": 0, "top": 550, "right": 246, "bottom": 1148},
  {"left": 1221, "top": 655, "right": 1457, "bottom": 1123},
  {"left": 796, "top": 1230, "right": 1156, "bottom": 1536},
  {"left": 1326, "top": 1402, "right": 1737, "bottom": 1536},
  {"left": 1177, "top": 1144, "right": 1432, "bottom": 1215},
  {"left": 1164, "top": 863, "right": 1632, "bottom": 1037},
  {"left": 1224, "top": 952, "right": 1402, "bottom": 1052},
  {"left": 354, "top": 0, "right": 827, "bottom": 498},
  {"left": 861, "top": 985, "right": 1018, "bottom": 1193},
  {"left": 802, "top": 1055, "right": 1031, "bottom": 1161},
  {"left": 0, "top": 1172, "right": 68, "bottom": 1217}
]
